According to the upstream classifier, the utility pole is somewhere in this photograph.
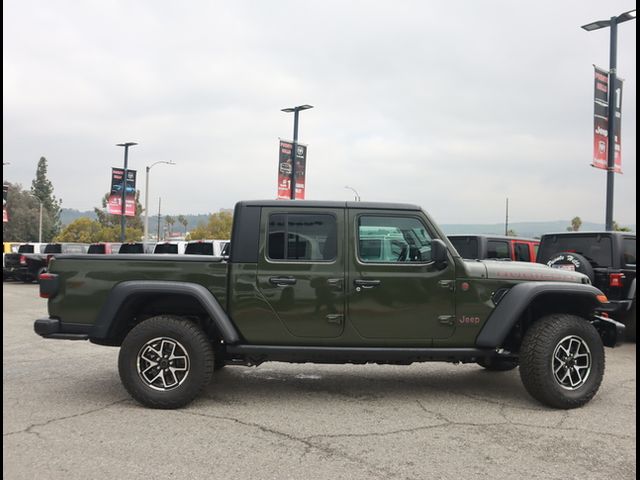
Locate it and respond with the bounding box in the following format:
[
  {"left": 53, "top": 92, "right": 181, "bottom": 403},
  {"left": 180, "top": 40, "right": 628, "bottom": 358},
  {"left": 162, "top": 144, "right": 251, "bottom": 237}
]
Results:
[
  {"left": 116, "top": 142, "right": 138, "bottom": 242},
  {"left": 505, "top": 198, "right": 509, "bottom": 236},
  {"left": 281, "top": 105, "right": 313, "bottom": 199},
  {"left": 581, "top": 9, "right": 636, "bottom": 230},
  {"left": 157, "top": 197, "right": 162, "bottom": 242}
]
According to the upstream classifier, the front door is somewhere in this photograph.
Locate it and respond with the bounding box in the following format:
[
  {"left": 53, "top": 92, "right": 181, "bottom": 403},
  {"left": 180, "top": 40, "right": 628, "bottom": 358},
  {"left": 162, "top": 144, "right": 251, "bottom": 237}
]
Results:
[
  {"left": 257, "top": 208, "right": 346, "bottom": 338},
  {"left": 347, "top": 210, "right": 456, "bottom": 342}
]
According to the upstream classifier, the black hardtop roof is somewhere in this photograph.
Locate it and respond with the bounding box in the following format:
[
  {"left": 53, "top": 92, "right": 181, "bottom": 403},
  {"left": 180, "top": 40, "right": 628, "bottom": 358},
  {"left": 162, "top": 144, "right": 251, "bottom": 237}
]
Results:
[
  {"left": 448, "top": 234, "right": 539, "bottom": 242},
  {"left": 540, "top": 231, "right": 636, "bottom": 238},
  {"left": 236, "top": 200, "right": 422, "bottom": 210}
]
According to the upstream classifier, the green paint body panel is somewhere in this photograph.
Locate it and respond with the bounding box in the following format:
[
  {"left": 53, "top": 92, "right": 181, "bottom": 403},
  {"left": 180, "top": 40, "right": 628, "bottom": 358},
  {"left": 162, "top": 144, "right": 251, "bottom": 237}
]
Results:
[{"left": 47, "top": 202, "right": 589, "bottom": 348}]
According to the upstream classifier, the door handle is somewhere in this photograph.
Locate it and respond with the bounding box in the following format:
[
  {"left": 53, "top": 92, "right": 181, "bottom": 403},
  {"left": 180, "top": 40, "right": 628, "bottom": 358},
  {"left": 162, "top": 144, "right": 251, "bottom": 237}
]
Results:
[
  {"left": 327, "top": 278, "right": 343, "bottom": 289},
  {"left": 269, "top": 276, "right": 297, "bottom": 287},
  {"left": 354, "top": 279, "right": 381, "bottom": 289}
]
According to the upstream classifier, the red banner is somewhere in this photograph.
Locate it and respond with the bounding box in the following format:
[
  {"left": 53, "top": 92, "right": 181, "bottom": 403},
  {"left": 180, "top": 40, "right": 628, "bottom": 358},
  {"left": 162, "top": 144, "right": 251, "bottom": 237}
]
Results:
[
  {"left": 277, "top": 140, "right": 307, "bottom": 199},
  {"left": 107, "top": 168, "right": 137, "bottom": 216},
  {"left": 592, "top": 66, "right": 623, "bottom": 173}
]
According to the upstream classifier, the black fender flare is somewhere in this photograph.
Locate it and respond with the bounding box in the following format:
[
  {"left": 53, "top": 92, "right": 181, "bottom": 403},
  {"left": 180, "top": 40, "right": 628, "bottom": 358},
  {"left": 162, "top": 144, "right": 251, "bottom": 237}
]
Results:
[
  {"left": 475, "top": 282, "right": 604, "bottom": 348},
  {"left": 91, "top": 281, "right": 241, "bottom": 344}
]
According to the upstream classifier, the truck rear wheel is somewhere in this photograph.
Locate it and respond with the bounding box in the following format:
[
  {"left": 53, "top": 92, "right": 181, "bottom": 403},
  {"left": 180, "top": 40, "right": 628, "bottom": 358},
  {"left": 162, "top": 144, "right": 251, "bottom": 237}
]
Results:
[
  {"left": 520, "top": 314, "right": 604, "bottom": 409},
  {"left": 118, "top": 315, "right": 214, "bottom": 409}
]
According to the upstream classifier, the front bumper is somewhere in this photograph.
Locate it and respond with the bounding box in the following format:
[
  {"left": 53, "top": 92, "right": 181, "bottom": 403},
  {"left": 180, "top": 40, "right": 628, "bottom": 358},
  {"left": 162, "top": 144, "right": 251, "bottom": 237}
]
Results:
[
  {"left": 597, "top": 299, "right": 634, "bottom": 316},
  {"left": 34, "top": 318, "right": 90, "bottom": 340}
]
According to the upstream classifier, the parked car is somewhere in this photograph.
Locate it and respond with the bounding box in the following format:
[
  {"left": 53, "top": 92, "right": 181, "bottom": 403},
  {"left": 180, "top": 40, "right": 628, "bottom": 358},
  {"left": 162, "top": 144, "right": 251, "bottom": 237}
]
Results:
[
  {"left": 537, "top": 231, "right": 636, "bottom": 341},
  {"left": 184, "top": 239, "right": 229, "bottom": 257},
  {"left": 4, "top": 242, "right": 87, "bottom": 282},
  {"left": 448, "top": 235, "right": 540, "bottom": 262},
  {"left": 35, "top": 200, "right": 623, "bottom": 409},
  {"left": 153, "top": 241, "right": 187, "bottom": 254}
]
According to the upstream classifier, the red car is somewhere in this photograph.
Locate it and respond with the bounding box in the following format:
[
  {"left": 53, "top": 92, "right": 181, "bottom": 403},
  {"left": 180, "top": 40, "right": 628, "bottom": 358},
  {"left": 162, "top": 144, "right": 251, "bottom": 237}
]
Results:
[{"left": 448, "top": 235, "right": 540, "bottom": 262}]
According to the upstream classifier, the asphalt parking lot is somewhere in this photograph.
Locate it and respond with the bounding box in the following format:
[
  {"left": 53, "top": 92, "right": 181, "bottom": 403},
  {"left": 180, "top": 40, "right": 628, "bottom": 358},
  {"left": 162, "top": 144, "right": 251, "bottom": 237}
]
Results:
[{"left": 3, "top": 282, "right": 636, "bottom": 480}]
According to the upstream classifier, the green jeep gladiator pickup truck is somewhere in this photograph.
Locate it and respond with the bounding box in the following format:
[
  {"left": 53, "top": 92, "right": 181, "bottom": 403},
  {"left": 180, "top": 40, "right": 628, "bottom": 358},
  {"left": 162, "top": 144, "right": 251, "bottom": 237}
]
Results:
[{"left": 35, "top": 201, "right": 624, "bottom": 409}]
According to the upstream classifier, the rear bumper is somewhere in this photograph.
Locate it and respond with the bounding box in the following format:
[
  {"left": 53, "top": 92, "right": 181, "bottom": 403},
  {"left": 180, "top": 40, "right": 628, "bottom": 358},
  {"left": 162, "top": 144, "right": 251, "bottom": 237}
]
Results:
[{"left": 34, "top": 318, "right": 90, "bottom": 340}]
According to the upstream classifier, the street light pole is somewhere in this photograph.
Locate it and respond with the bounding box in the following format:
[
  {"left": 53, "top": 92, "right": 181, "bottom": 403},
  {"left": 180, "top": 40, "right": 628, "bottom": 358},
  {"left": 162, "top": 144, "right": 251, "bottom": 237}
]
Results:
[
  {"left": 144, "top": 161, "right": 175, "bottom": 248},
  {"left": 281, "top": 105, "right": 313, "bottom": 200},
  {"left": 581, "top": 9, "right": 636, "bottom": 231},
  {"left": 116, "top": 142, "right": 138, "bottom": 242},
  {"left": 345, "top": 185, "right": 361, "bottom": 201}
]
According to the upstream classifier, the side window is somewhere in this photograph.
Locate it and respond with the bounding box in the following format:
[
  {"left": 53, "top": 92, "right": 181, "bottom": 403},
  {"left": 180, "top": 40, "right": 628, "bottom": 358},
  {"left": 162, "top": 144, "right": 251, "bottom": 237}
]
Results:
[
  {"left": 358, "top": 216, "right": 433, "bottom": 263},
  {"left": 514, "top": 242, "right": 531, "bottom": 262},
  {"left": 487, "top": 240, "right": 510, "bottom": 259},
  {"left": 623, "top": 238, "right": 636, "bottom": 266},
  {"left": 267, "top": 213, "right": 337, "bottom": 262}
]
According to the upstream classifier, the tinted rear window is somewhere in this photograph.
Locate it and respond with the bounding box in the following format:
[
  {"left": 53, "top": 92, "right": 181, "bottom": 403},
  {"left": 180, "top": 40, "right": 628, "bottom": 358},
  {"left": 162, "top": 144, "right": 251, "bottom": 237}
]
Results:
[
  {"left": 487, "top": 240, "right": 510, "bottom": 259},
  {"left": 449, "top": 237, "right": 479, "bottom": 259},
  {"left": 88, "top": 244, "right": 106, "bottom": 254},
  {"left": 623, "top": 238, "right": 636, "bottom": 265},
  {"left": 18, "top": 245, "right": 35, "bottom": 253},
  {"left": 119, "top": 243, "right": 144, "bottom": 254},
  {"left": 185, "top": 243, "right": 214, "bottom": 255},
  {"left": 514, "top": 243, "right": 531, "bottom": 262},
  {"left": 44, "top": 244, "right": 62, "bottom": 254},
  {"left": 538, "top": 235, "right": 613, "bottom": 267},
  {"left": 154, "top": 243, "right": 178, "bottom": 254}
]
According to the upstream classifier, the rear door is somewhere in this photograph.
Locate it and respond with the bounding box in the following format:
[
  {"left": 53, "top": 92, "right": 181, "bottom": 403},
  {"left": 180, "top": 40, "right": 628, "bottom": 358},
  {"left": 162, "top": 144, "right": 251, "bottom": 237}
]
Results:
[{"left": 257, "top": 207, "right": 346, "bottom": 338}]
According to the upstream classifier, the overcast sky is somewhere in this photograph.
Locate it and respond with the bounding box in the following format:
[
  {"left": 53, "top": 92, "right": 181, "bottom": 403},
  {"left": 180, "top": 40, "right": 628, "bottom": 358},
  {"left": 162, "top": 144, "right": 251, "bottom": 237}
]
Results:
[{"left": 3, "top": 0, "right": 637, "bottom": 225}]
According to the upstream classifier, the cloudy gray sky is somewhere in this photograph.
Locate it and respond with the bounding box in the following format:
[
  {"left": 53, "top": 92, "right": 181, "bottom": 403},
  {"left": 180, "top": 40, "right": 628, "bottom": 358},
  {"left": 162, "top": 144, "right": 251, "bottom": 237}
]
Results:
[{"left": 3, "top": 0, "right": 636, "bottom": 225}]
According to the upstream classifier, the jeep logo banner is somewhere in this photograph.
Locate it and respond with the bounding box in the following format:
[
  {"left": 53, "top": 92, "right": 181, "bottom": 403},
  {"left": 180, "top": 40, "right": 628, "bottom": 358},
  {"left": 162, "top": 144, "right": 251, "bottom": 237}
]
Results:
[
  {"left": 592, "top": 65, "right": 623, "bottom": 173},
  {"left": 3, "top": 184, "right": 8, "bottom": 223},
  {"left": 107, "top": 167, "right": 137, "bottom": 216},
  {"left": 277, "top": 139, "right": 307, "bottom": 200}
]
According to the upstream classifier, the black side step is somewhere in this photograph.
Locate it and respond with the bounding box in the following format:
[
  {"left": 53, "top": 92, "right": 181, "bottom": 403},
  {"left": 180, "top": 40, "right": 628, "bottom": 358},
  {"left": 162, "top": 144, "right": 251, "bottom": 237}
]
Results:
[{"left": 225, "top": 345, "right": 496, "bottom": 365}]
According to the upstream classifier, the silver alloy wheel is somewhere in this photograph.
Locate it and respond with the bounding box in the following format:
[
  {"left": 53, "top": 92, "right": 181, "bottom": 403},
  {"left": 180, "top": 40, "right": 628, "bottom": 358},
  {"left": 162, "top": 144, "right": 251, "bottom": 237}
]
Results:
[
  {"left": 552, "top": 335, "right": 592, "bottom": 390},
  {"left": 137, "top": 337, "right": 190, "bottom": 391}
]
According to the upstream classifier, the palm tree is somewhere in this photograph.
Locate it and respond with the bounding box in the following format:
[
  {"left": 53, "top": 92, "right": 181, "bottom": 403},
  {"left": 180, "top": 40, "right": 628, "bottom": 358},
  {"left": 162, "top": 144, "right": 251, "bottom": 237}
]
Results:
[
  {"left": 164, "top": 215, "right": 175, "bottom": 236},
  {"left": 177, "top": 215, "right": 188, "bottom": 235}
]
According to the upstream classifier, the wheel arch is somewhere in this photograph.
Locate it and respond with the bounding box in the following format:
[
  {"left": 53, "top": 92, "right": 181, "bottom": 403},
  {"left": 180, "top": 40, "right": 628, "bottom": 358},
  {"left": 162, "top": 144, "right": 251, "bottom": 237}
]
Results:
[
  {"left": 90, "top": 281, "right": 241, "bottom": 346},
  {"left": 476, "top": 282, "right": 604, "bottom": 349}
]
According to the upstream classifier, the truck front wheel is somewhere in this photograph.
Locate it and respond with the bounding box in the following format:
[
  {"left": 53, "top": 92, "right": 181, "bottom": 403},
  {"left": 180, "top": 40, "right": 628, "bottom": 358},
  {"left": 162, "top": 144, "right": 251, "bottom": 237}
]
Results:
[
  {"left": 118, "top": 316, "right": 214, "bottom": 409},
  {"left": 520, "top": 314, "right": 604, "bottom": 409}
]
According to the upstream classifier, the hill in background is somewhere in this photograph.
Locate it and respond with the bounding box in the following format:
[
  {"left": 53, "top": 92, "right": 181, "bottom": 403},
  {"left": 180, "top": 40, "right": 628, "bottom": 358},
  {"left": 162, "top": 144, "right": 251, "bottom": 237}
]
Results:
[{"left": 60, "top": 208, "right": 635, "bottom": 238}]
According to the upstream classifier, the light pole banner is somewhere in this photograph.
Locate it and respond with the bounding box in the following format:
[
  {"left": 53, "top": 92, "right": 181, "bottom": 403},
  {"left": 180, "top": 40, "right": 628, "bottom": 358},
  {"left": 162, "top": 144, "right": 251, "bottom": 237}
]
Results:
[
  {"left": 3, "top": 185, "right": 8, "bottom": 223},
  {"left": 107, "top": 168, "right": 137, "bottom": 216},
  {"left": 277, "top": 140, "right": 307, "bottom": 199},
  {"left": 592, "top": 66, "right": 623, "bottom": 173}
]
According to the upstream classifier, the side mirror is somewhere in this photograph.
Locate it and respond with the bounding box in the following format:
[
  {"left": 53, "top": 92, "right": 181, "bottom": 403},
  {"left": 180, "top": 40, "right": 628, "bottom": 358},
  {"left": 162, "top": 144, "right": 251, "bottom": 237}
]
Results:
[{"left": 431, "top": 239, "right": 449, "bottom": 269}]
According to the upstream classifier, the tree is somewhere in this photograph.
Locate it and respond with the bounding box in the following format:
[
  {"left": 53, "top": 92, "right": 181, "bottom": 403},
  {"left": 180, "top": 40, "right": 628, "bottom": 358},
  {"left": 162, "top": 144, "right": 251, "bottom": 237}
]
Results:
[
  {"left": 93, "top": 191, "right": 144, "bottom": 242},
  {"left": 2, "top": 182, "right": 42, "bottom": 242},
  {"left": 31, "top": 157, "right": 62, "bottom": 241},
  {"left": 187, "top": 211, "right": 233, "bottom": 240},
  {"left": 567, "top": 216, "right": 582, "bottom": 232},
  {"left": 612, "top": 221, "right": 632, "bottom": 232},
  {"left": 506, "top": 229, "right": 517, "bottom": 237},
  {"left": 164, "top": 215, "right": 175, "bottom": 235},
  {"left": 177, "top": 215, "right": 188, "bottom": 234},
  {"left": 54, "top": 218, "right": 102, "bottom": 243}
]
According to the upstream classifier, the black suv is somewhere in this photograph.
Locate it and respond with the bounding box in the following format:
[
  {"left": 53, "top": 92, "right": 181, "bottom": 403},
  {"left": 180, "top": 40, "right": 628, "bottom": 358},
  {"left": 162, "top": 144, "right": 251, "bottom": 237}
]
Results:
[{"left": 537, "top": 231, "right": 636, "bottom": 340}]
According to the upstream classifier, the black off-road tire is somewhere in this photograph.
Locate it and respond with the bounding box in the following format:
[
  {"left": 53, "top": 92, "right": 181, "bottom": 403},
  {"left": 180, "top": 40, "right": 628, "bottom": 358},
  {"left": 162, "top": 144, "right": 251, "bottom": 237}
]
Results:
[
  {"left": 520, "top": 314, "right": 604, "bottom": 409},
  {"left": 118, "top": 316, "right": 214, "bottom": 409},
  {"left": 477, "top": 357, "right": 519, "bottom": 371}
]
